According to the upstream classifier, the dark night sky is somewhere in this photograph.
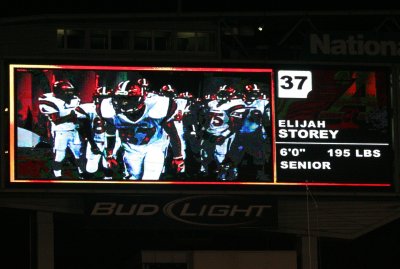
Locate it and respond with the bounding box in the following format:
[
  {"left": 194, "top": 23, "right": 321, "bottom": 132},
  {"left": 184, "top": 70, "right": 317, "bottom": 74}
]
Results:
[{"left": 0, "top": 0, "right": 395, "bottom": 18}]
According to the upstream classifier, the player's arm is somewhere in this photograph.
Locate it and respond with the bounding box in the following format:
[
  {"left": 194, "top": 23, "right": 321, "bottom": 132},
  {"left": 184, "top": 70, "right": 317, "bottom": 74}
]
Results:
[
  {"left": 225, "top": 105, "right": 246, "bottom": 135},
  {"left": 163, "top": 120, "right": 185, "bottom": 173},
  {"left": 93, "top": 97, "right": 119, "bottom": 168},
  {"left": 162, "top": 99, "right": 184, "bottom": 173},
  {"left": 74, "top": 106, "right": 103, "bottom": 154},
  {"left": 104, "top": 123, "right": 117, "bottom": 155},
  {"left": 162, "top": 99, "right": 182, "bottom": 158},
  {"left": 38, "top": 92, "right": 81, "bottom": 125},
  {"left": 49, "top": 110, "right": 77, "bottom": 125},
  {"left": 38, "top": 97, "right": 77, "bottom": 125},
  {"left": 102, "top": 121, "right": 118, "bottom": 169},
  {"left": 163, "top": 120, "right": 182, "bottom": 156},
  {"left": 261, "top": 101, "right": 271, "bottom": 140}
]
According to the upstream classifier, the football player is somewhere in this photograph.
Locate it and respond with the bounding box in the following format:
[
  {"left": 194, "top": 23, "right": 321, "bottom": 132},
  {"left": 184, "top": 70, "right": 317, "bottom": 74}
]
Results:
[
  {"left": 99, "top": 80, "right": 184, "bottom": 180},
  {"left": 159, "top": 84, "right": 177, "bottom": 98},
  {"left": 177, "top": 91, "right": 203, "bottom": 177},
  {"left": 176, "top": 91, "right": 199, "bottom": 158},
  {"left": 199, "top": 85, "right": 246, "bottom": 180},
  {"left": 75, "top": 86, "right": 119, "bottom": 179},
  {"left": 220, "top": 83, "right": 271, "bottom": 181},
  {"left": 38, "top": 80, "right": 85, "bottom": 179}
]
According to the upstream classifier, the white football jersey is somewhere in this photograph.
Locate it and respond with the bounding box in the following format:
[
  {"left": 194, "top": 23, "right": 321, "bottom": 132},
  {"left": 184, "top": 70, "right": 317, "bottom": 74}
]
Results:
[
  {"left": 76, "top": 102, "right": 106, "bottom": 142},
  {"left": 38, "top": 93, "right": 80, "bottom": 131},
  {"left": 206, "top": 98, "right": 246, "bottom": 136},
  {"left": 100, "top": 93, "right": 173, "bottom": 145}
]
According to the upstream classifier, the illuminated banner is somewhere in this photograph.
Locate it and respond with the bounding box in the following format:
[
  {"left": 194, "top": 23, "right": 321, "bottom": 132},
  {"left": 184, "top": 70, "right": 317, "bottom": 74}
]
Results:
[
  {"left": 307, "top": 33, "right": 400, "bottom": 62},
  {"left": 85, "top": 195, "right": 277, "bottom": 228},
  {"left": 275, "top": 69, "right": 392, "bottom": 184},
  {"left": 8, "top": 64, "right": 393, "bottom": 187}
]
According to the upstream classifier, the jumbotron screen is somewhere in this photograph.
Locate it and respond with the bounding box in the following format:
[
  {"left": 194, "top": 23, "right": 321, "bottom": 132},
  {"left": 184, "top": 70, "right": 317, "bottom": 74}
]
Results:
[{"left": 8, "top": 64, "right": 393, "bottom": 187}]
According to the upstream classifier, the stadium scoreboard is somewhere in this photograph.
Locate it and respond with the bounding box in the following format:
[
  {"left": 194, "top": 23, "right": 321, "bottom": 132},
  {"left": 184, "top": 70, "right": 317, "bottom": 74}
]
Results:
[
  {"left": 275, "top": 69, "right": 391, "bottom": 185},
  {"left": 6, "top": 64, "right": 393, "bottom": 188}
]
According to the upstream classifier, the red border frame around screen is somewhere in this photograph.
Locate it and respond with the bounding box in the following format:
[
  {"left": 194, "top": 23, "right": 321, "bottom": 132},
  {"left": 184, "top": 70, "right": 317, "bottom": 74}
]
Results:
[{"left": 8, "top": 64, "right": 392, "bottom": 187}]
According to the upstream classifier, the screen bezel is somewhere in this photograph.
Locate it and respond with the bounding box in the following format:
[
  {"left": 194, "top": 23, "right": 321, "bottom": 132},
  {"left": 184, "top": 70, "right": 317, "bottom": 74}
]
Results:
[{"left": 7, "top": 63, "right": 394, "bottom": 190}]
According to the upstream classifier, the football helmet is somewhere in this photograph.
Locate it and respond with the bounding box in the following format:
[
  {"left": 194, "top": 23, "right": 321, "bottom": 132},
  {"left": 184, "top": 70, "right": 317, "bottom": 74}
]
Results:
[
  {"left": 216, "top": 85, "right": 236, "bottom": 102},
  {"left": 159, "top": 84, "right": 177, "bottom": 98},
  {"left": 204, "top": 94, "right": 216, "bottom": 101},
  {"left": 137, "top": 78, "right": 150, "bottom": 91},
  {"left": 94, "top": 86, "right": 113, "bottom": 96},
  {"left": 244, "top": 84, "right": 262, "bottom": 102},
  {"left": 112, "top": 80, "right": 147, "bottom": 113},
  {"left": 53, "top": 80, "right": 75, "bottom": 101},
  {"left": 93, "top": 86, "right": 114, "bottom": 104},
  {"left": 178, "top": 91, "right": 194, "bottom": 99}
]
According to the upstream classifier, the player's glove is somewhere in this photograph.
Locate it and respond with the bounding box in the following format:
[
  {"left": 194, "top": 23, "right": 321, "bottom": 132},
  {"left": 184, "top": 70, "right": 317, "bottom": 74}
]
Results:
[
  {"left": 105, "top": 150, "right": 118, "bottom": 170},
  {"left": 172, "top": 156, "right": 185, "bottom": 173},
  {"left": 106, "top": 156, "right": 118, "bottom": 170}
]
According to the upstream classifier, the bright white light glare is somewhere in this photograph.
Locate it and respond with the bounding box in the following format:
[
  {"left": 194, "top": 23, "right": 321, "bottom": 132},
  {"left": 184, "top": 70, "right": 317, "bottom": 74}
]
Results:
[{"left": 258, "top": 25, "right": 263, "bottom": 31}]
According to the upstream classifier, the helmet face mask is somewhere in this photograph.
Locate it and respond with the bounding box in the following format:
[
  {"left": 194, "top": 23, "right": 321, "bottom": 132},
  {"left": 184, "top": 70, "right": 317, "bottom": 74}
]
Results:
[
  {"left": 113, "top": 80, "right": 147, "bottom": 114},
  {"left": 244, "top": 84, "right": 261, "bottom": 102},
  {"left": 53, "top": 80, "right": 75, "bottom": 102},
  {"left": 178, "top": 91, "right": 193, "bottom": 99},
  {"left": 137, "top": 78, "right": 150, "bottom": 92},
  {"left": 112, "top": 95, "right": 145, "bottom": 113},
  {"left": 217, "top": 91, "right": 230, "bottom": 101},
  {"left": 159, "top": 84, "right": 176, "bottom": 98},
  {"left": 216, "top": 85, "right": 236, "bottom": 104}
]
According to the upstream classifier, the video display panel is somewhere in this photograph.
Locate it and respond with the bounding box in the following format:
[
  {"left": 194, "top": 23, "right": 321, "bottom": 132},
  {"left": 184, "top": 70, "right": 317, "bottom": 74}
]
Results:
[
  {"left": 10, "top": 65, "right": 274, "bottom": 184},
  {"left": 8, "top": 64, "right": 393, "bottom": 187},
  {"left": 274, "top": 69, "right": 392, "bottom": 185}
]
